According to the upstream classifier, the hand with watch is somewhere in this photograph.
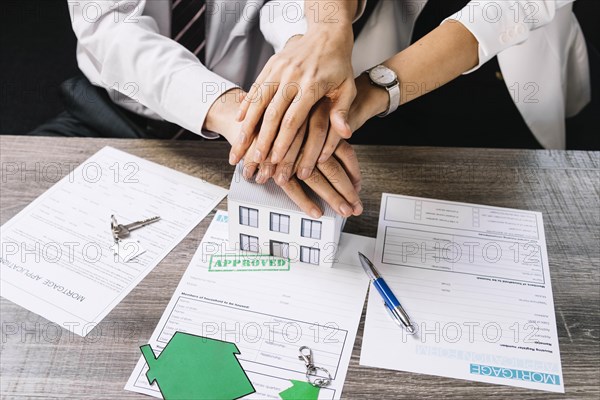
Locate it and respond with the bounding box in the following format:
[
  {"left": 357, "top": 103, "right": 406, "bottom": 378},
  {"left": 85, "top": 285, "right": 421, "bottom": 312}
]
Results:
[
  {"left": 366, "top": 64, "right": 401, "bottom": 118},
  {"left": 291, "top": 64, "right": 402, "bottom": 169},
  {"left": 343, "top": 64, "right": 402, "bottom": 134}
]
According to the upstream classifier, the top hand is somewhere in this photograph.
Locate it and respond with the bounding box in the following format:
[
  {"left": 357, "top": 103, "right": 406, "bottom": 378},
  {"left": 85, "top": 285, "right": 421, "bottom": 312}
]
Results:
[{"left": 229, "top": 27, "right": 356, "bottom": 168}]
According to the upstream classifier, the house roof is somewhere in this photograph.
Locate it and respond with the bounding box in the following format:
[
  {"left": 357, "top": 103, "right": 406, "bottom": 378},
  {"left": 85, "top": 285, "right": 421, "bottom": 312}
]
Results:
[{"left": 228, "top": 163, "right": 338, "bottom": 219}]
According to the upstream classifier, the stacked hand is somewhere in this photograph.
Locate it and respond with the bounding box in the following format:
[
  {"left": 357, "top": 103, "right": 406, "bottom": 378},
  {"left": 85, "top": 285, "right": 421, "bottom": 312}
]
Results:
[
  {"left": 209, "top": 0, "right": 395, "bottom": 219},
  {"left": 224, "top": 23, "right": 364, "bottom": 218}
]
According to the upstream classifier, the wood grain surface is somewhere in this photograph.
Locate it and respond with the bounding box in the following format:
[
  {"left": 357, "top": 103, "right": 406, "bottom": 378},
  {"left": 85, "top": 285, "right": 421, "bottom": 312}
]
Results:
[{"left": 0, "top": 136, "right": 598, "bottom": 399}]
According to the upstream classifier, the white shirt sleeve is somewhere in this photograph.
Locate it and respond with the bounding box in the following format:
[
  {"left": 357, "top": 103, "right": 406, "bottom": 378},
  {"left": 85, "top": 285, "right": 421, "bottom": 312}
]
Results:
[
  {"left": 444, "top": 0, "right": 576, "bottom": 73},
  {"left": 67, "top": 0, "right": 238, "bottom": 139},
  {"left": 260, "top": 0, "right": 367, "bottom": 53},
  {"left": 260, "top": 1, "right": 308, "bottom": 53}
]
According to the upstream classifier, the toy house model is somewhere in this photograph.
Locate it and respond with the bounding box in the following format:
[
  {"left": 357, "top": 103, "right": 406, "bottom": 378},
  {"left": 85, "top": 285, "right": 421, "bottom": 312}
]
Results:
[{"left": 228, "top": 163, "right": 344, "bottom": 267}]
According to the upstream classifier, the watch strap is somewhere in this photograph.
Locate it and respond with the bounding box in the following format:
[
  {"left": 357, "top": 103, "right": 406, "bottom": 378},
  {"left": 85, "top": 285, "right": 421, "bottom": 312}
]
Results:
[{"left": 378, "top": 82, "right": 400, "bottom": 118}]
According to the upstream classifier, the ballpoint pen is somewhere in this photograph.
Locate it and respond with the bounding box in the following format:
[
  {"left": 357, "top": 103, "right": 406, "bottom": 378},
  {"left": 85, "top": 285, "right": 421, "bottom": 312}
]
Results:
[{"left": 358, "top": 252, "right": 416, "bottom": 334}]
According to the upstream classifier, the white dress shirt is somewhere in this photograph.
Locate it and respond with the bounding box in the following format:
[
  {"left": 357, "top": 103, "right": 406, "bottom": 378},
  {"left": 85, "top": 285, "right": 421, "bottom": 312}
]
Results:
[
  {"left": 351, "top": 0, "right": 591, "bottom": 149},
  {"left": 68, "top": 0, "right": 308, "bottom": 138}
]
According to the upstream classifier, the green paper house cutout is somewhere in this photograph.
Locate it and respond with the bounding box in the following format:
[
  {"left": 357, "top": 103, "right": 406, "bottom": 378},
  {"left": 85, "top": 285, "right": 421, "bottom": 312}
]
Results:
[
  {"left": 140, "top": 332, "right": 255, "bottom": 400},
  {"left": 279, "top": 380, "right": 320, "bottom": 400}
]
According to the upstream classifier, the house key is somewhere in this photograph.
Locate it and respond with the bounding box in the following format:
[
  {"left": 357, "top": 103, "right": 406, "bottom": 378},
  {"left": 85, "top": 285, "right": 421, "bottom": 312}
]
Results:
[{"left": 111, "top": 215, "right": 160, "bottom": 241}]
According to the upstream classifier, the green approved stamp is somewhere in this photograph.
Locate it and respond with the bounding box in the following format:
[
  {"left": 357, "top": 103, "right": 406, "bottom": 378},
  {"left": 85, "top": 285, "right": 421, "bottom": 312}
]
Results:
[{"left": 209, "top": 254, "right": 290, "bottom": 272}]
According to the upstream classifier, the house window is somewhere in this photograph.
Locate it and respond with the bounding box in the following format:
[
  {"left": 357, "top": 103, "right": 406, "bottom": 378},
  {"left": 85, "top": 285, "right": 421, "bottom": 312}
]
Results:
[
  {"left": 270, "top": 241, "right": 290, "bottom": 259},
  {"left": 270, "top": 213, "right": 290, "bottom": 234},
  {"left": 240, "top": 234, "right": 259, "bottom": 253},
  {"left": 300, "top": 246, "right": 320, "bottom": 265},
  {"left": 239, "top": 207, "right": 258, "bottom": 228},
  {"left": 301, "top": 219, "right": 322, "bottom": 240}
]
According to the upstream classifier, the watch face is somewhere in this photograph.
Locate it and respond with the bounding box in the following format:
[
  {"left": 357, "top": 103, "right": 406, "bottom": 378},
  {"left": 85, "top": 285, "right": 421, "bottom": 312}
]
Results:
[{"left": 369, "top": 65, "right": 397, "bottom": 86}]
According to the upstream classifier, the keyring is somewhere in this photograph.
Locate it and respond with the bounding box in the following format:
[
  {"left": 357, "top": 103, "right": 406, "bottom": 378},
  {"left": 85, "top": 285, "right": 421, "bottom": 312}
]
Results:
[
  {"left": 306, "top": 365, "right": 332, "bottom": 388},
  {"left": 298, "top": 346, "right": 332, "bottom": 388}
]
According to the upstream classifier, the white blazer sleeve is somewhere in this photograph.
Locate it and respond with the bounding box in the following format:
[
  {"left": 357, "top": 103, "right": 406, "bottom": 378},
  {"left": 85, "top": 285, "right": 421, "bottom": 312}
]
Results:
[
  {"left": 260, "top": 0, "right": 367, "bottom": 53},
  {"left": 445, "top": 0, "right": 576, "bottom": 72},
  {"left": 67, "top": 0, "right": 238, "bottom": 137}
]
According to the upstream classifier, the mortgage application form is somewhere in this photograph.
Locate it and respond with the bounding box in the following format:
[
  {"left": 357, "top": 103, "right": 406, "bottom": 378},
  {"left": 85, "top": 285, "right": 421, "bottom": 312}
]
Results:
[
  {"left": 0, "top": 147, "right": 227, "bottom": 337},
  {"left": 360, "top": 194, "right": 564, "bottom": 392},
  {"left": 125, "top": 211, "right": 372, "bottom": 399}
]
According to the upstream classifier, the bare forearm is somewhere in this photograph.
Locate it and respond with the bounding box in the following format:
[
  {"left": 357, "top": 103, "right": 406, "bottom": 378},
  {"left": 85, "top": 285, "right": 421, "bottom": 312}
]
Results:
[
  {"left": 350, "top": 20, "right": 480, "bottom": 129},
  {"left": 304, "top": 0, "right": 357, "bottom": 30},
  {"left": 204, "top": 88, "right": 245, "bottom": 144},
  {"left": 386, "top": 20, "right": 479, "bottom": 105}
]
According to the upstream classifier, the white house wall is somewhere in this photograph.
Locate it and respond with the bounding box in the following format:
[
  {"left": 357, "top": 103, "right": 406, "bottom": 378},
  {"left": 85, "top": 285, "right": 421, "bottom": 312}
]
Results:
[{"left": 228, "top": 200, "right": 341, "bottom": 267}]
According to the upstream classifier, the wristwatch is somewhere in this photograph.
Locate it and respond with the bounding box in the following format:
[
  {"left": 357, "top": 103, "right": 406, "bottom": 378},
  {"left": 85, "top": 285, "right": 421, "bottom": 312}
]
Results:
[{"left": 366, "top": 65, "right": 401, "bottom": 117}]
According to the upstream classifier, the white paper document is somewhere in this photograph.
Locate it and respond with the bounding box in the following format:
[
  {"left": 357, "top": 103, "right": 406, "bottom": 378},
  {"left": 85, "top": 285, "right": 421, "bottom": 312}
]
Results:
[
  {"left": 360, "top": 194, "right": 563, "bottom": 392},
  {"left": 125, "top": 211, "right": 372, "bottom": 399},
  {"left": 0, "top": 147, "right": 227, "bottom": 336}
]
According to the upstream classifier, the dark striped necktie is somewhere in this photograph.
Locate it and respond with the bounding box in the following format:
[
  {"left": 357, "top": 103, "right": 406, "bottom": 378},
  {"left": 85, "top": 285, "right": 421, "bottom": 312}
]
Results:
[{"left": 172, "top": 0, "right": 207, "bottom": 63}]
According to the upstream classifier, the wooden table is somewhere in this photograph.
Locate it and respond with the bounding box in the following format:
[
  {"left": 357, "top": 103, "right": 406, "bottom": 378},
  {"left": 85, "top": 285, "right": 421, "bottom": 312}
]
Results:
[{"left": 1, "top": 136, "right": 598, "bottom": 399}]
